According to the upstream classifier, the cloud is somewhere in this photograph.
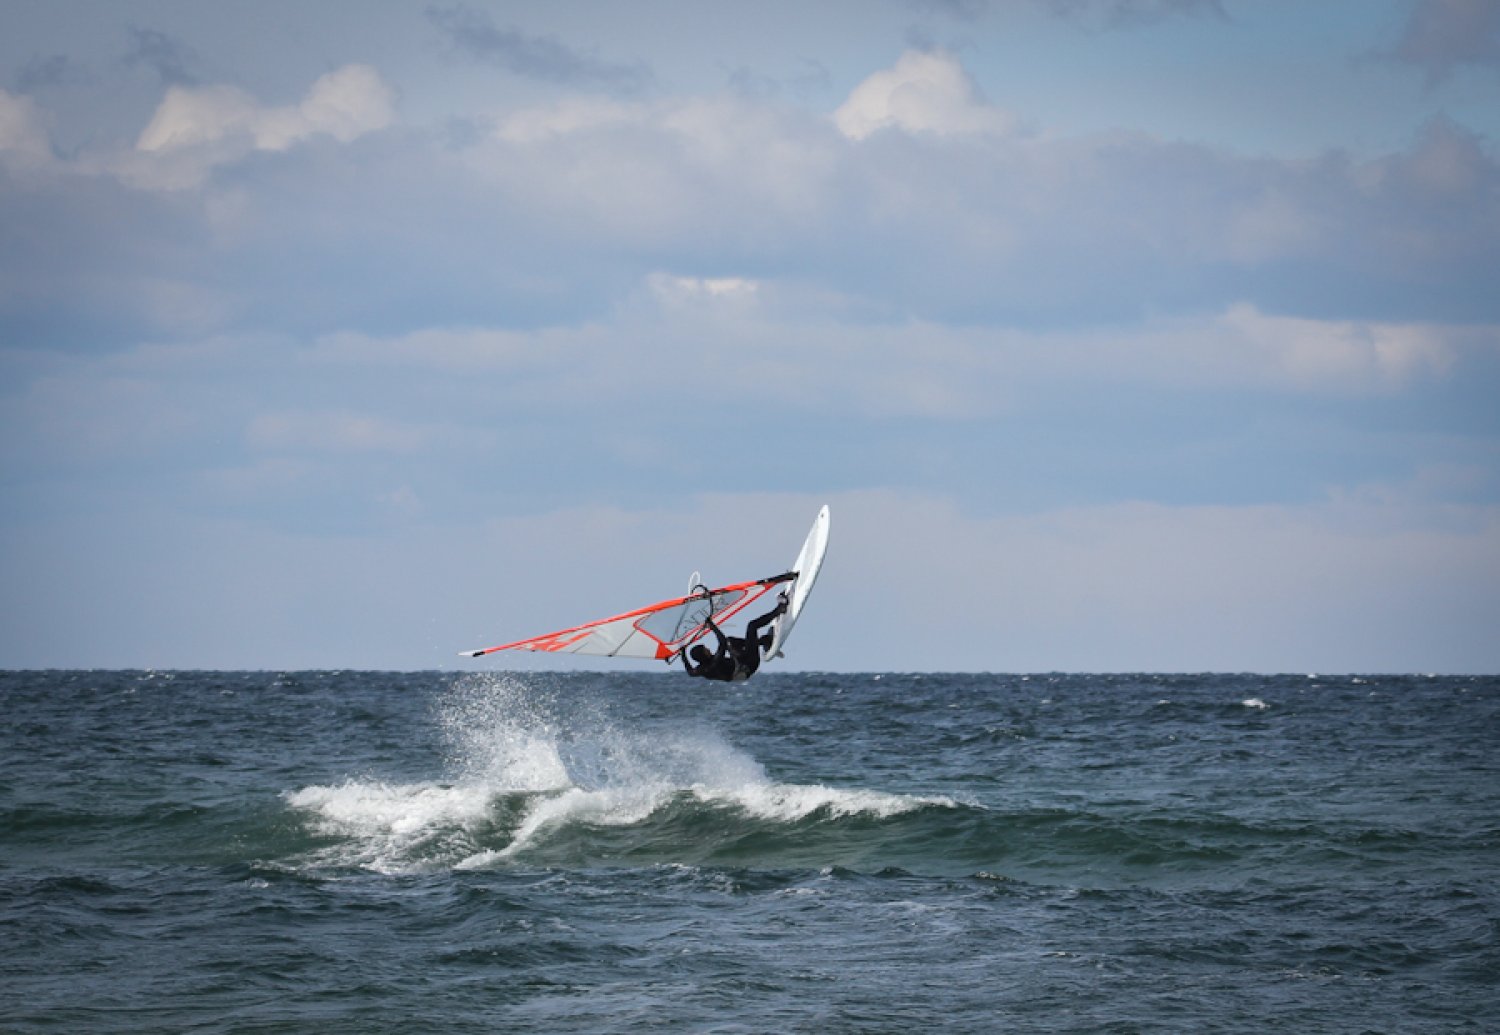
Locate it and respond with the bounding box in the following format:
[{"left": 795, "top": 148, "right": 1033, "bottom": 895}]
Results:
[
  {"left": 124, "top": 26, "right": 199, "bottom": 86},
  {"left": 1038, "top": 0, "right": 1228, "bottom": 30},
  {"left": 647, "top": 273, "right": 760, "bottom": 305},
  {"left": 126, "top": 64, "right": 394, "bottom": 188},
  {"left": 136, "top": 64, "right": 393, "bottom": 153},
  {"left": 910, "top": 0, "right": 990, "bottom": 23},
  {"left": 5, "top": 49, "right": 1498, "bottom": 356},
  {"left": 488, "top": 95, "right": 643, "bottom": 143},
  {"left": 1373, "top": 114, "right": 1491, "bottom": 200},
  {"left": 14, "top": 53, "right": 93, "bottom": 93},
  {"left": 456, "top": 51, "right": 1498, "bottom": 325},
  {"left": 913, "top": 0, "right": 1228, "bottom": 28},
  {"left": 304, "top": 290, "right": 1482, "bottom": 424},
  {"left": 1137, "top": 303, "right": 1462, "bottom": 393},
  {"left": 834, "top": 48, "right": 1017, "bottom": 140},
  {"left": 0, "top": 88, "right": 53, "bottom": 165},
  {"left": 4, "top": 11, "right": 1500, "bottom": 673},
  {"left": 1384, "top": 0, "right": 1500, "bottom": 85},
  {"left": 426, "top": 4, "right": 653, "bottom": 94},
  {"left": 473, "top": 92, "right": 841, "bottom": 251}
]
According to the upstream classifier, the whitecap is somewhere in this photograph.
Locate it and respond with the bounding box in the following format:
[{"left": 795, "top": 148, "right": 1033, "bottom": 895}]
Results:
[
  {"left": 284, "top": 672, "right": 952, "bottom": 872},
  {"left": 284, "top": 780, "right": 493, "bottom": 837},
  {"left": 283, "top": 778, "right": 498, "bottom": 874},
  {"left": 706, "top": 781, "right": 953, "bottom": 823}
]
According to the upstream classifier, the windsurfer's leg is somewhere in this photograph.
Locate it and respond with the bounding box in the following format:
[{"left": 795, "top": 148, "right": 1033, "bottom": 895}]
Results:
[
  {"left": 729, "top": 637, "right": 761, "bottom": 679},
  {"left": 745, "top": 614, "right": 768, "bottom": 643},
  {"left": 746, "top": 610, "right": 779, "bottom": 653}
]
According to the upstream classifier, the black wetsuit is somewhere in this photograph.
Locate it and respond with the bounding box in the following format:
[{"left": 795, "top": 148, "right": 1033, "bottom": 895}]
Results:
[{"left": 682, "top": 601, "right": 786, "bottom": 683}]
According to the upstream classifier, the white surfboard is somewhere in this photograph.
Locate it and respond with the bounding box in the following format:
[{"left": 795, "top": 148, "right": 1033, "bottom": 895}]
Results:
[{"left": 766, "top": 505, "right": 830, "bottom": 660}]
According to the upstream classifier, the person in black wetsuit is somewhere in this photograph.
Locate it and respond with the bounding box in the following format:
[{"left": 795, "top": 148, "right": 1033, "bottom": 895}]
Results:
[{"left": 681, "top": 595, "right": 788, "bottom": 683}]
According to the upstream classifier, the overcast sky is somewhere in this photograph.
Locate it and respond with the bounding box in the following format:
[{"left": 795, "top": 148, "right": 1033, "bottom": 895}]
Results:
[{"left": 2, "top": 0, "right": 1498, "bottom": 673}]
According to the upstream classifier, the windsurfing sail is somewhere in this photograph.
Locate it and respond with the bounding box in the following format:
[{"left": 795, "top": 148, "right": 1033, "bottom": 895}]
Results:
[{"left": 461, "top": 572, "right": 795, "bottom": 661}]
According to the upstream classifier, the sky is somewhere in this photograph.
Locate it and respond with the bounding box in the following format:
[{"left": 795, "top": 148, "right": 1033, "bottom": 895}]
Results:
[{"left": 2, "top": 0, "right": 1498, "bottom": 673}]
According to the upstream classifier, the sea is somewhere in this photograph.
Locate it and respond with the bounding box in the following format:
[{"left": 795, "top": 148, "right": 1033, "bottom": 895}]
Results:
[{"left": 2, "top": 670, "right": 1496, "bottom": 1033}]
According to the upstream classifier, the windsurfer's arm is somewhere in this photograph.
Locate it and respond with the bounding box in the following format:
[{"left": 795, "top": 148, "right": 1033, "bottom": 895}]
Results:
[
  {"left": 702, "top": 618, "right": 732, "bottom": 665},
  {"left": 681, "top": 619, "right": 728, "bottom": 675}
]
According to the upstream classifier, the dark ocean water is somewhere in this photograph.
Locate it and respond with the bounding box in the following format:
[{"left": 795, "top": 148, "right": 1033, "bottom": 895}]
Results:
[{"left": 1, "top": 670, "right": 1496, "bottom": 1033}]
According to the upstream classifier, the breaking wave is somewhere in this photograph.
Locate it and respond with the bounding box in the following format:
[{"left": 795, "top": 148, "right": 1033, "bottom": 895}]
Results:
[{"left": 283, "top": 674, "right": 955, "bottom": 874}]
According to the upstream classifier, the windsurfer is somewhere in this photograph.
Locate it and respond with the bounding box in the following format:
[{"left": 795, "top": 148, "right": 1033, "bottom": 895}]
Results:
[{"left": 682, "top": 594, "right": 788, "bottom": 682}]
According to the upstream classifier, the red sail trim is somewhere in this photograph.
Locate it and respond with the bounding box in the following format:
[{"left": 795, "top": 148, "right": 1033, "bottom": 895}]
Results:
[{"left": 464, "top": 574, "right": 789, "bottom": 660}]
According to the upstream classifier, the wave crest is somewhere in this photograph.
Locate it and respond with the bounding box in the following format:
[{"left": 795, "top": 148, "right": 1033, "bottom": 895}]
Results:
[{"left": 282, "top": 674, "right": 952, "bottom": 873}]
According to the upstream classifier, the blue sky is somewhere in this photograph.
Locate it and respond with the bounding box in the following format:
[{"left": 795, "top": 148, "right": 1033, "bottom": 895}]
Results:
[{"left": 2, "top": 0, "right": 1497, "bottom": 672}]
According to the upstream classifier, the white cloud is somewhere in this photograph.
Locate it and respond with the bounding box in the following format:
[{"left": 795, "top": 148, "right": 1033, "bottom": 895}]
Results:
[
  {"left": 833, "top": 49, "right": 1017, "bottom": 141},
  {"left": 492, "top": 96, "right": 642, "bottom": 144},
  {"left": 0, "top": 88, "right": 52, "bottom": 166},
  {"left": 476, "top": 93, "right": 839, "bottom": 240},
  {"left": 7, "top": 47, "right": 1473, "bottom": 342},
  {"left": 1055, "top": 303, "right": 1466, "bottom": 395},
  {"left": 647, "top": 273, "right": 760, "bottom": 304},
  {"left": 289, "top": 64, "right": 398, "bottom": 146},
  {"left": 432, "top": 57, "right": 1497, "bottom": 330},
  {"left": 124, "top": 64, "right": 395, "bottom": 188},
  {"left": 299, "top": 290, "right": 1480, "bottom": 423},
  {"left": 135, "top": 83, "right": 260, "bottom": 153},
  {"left": 136, "top": 64, "right": 393, "bottom": 153},
  {"left": 1213, "top": 303, "right": 1458, "bottom": 391}
]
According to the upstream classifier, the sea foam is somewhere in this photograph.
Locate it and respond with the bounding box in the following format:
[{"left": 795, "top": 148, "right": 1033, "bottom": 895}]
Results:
[{"left": 284, "top": 673, "right": 949, "bottom": 873}]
